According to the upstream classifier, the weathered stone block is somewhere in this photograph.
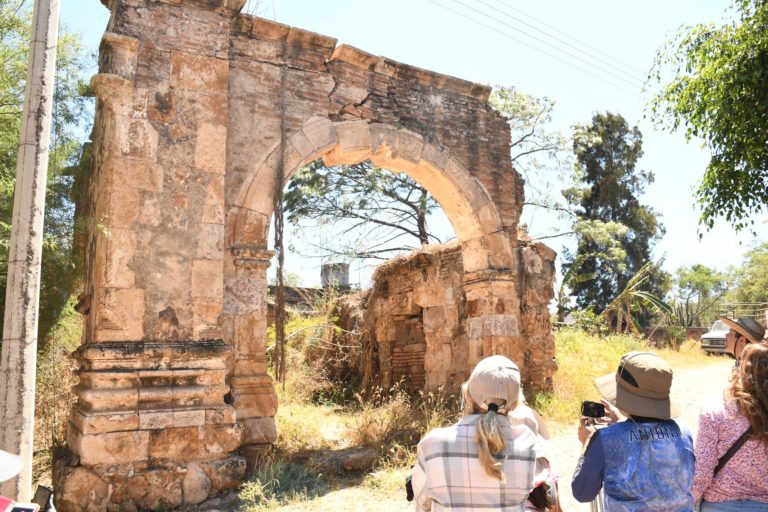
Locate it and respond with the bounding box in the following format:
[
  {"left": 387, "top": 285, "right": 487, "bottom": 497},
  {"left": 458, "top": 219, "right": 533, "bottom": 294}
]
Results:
[
  {"left": 104, "top": 229, "right": 136, "bottom": 289},
  {"left": 71, "top": 409, "right": 140, "bottom": 435},
  {"left": 182, "top": 462, "right": 211, "bottom": 505},
  {"left": 139, "top": 410, "right": 174, "bottom": 430},
  {"left": 125, "top": 468, "right": 183, "bottom": 510},
  {"left": 194, "top": 123, "right": 227, "bottom": 174},
  {"left": 202, "top": 175, "right": 225, "bottom": 223},
  {"left": 241, "top": 417, "right": 277, "bottom": 444},
  {"left": 93, "top": 288, "right": 146, "bottom": 342},
  {"left": 191, "top": 259, "right": 223, "bottom": 299},
  {"left": 54, "top": 466, "right": 110, "bottom": 512},
  {"left": 170, "top": 49, "right": 228, "bottom": 92},
  {"left": 173, "top": 408, "right": 206, "bottom": 428},
  {"left": 149, "top": 426, "right": 200, "bottom": 462},
  {"left": 200, "top": 455, "right": 247, "bottom": 491},
  {"left": 75, "top": 431, "right": 149, "bottom": 466}
]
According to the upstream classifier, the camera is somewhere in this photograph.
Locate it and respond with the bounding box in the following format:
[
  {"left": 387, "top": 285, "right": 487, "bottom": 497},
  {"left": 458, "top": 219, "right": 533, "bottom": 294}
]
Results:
[{"left": 581, "top": 400, "right": 605, "bottom": 418}]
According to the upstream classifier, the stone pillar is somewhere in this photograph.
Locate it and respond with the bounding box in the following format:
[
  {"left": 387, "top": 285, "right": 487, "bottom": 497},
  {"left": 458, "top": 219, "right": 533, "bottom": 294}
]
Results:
[
  {"left": 225, "top": 245, "right": 278, "bottom": 458},
  {"left": 518, "top": 241, "right": 558, "bottom": 393},
  {"left": 55, "top": 10, "right": 249, "bottom": 508}
]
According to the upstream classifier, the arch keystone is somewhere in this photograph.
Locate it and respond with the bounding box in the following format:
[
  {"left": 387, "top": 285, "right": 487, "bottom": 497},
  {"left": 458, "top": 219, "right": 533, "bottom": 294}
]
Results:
[{"left": 322, "top": 120, "right": 371, "bottom": 166}]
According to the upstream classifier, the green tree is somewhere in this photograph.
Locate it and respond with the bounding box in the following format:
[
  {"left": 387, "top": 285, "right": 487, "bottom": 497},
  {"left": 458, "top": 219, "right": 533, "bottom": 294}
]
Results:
[
  {"left": 490, "top": 86, "right": 569, "bottom": 221},
  {"left": 670, "top": 264, "right": 729, "bottom": 326},
  {"left": 725, "top": 242, "right": 768, "bottom": 304},
  {"left": 649, "top": 0, "right": 768, "bottom": 232},
  {"left": 602, "top": 262, "right": 672, "bottom": 335},
  {"left": 0, "top": 0, "right": 93, "bottom": 339},
  {"left": 562, "top": 112, "right": 666, "bottom": 321},
  {"left": 284, "top": 160, "right": 442, "bottom": 260}
]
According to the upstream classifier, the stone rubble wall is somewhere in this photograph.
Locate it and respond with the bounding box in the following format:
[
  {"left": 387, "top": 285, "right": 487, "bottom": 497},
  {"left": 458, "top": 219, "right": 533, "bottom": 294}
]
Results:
[{"left": 365, "top": 241, "right": 556, "bottom": 396}]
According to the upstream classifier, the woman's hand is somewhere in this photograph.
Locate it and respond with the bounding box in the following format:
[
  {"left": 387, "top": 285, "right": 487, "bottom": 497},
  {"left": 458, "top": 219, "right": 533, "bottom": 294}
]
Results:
[
  {"left": 578, "top": 417, "right": 596, "bottom": 446},
  {"left": 600, "top": 399, "right": 626, "bottom": 424}
]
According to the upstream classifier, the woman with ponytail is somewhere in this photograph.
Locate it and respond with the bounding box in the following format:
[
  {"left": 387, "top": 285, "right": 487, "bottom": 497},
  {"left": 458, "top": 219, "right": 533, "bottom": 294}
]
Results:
[{"left": 410, "top": 355, "right": 553, "bottom": 511}]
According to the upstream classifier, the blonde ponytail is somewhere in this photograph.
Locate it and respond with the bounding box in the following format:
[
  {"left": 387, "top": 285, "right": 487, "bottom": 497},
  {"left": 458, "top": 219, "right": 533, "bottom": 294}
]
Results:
[
  {"left": 477, "top": 409, "right": 507, "bottom": 481},
  {"left": 461, "top": 382, "right": 509, "bottom": 481}
]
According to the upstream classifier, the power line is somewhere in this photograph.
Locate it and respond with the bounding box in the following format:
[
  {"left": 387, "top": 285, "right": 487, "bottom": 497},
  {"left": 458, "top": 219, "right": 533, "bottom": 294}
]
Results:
[
  {"left": 479, "top": 0, "right": 646, "bottom": 85},
  {"left": 448, "top": 0, "right": 644, "bottom": 90},
  {"left": 426, "top": 0, "right": 641, "bottom": 98}
]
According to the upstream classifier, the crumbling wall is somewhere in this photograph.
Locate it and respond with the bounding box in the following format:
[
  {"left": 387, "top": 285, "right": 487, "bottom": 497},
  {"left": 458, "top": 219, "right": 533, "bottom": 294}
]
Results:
[
  {"left": 370, "top": 243, "right": 466, "bottom": 393},
  {"left": 363, "top": 240, "right": 556, "bottom": 395}
]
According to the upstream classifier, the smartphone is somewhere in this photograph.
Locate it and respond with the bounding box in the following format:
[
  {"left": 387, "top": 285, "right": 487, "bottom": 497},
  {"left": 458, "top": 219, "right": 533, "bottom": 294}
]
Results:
[
  {"left": 581, "top": 400, "right": 606, "bottom": 418},
  {"left": 10, "top": 506, "right": 40, "bottom": 512}
]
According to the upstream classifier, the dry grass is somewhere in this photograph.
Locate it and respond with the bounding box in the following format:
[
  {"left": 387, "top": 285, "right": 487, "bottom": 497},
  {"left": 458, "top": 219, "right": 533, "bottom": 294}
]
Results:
[
  {"left": 33, "top": 300, "right": 82, "bottom": 485},
  {"left": 532, "top": 328, "right": 715, "bottom": 427}
]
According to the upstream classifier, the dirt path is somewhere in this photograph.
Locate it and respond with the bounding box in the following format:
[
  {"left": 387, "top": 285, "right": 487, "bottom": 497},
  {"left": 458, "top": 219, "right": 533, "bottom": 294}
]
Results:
[{"left": 550, "top": 356, "right": 734, "bottom": 511}]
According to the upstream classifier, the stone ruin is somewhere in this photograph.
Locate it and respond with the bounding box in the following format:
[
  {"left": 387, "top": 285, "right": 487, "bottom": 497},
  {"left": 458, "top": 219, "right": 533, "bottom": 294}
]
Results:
[
  {"left": 53, "top": 0, "right": 557, "bottom": 508},
  {"left": 358, "top": 240, "right": 556, "bottom": 397}
]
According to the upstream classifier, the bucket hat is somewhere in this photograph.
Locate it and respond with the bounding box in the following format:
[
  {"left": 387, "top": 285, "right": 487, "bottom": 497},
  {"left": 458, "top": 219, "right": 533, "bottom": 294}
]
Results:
[
  {"left": 594, "top": 351, "right": 679, "bottom": 420},
  {"left": 467, "top": 355, "right": 521, "bottom": 413},
  {"left": 0, "top": 449, "right": 23, "bottom": 482},
  {"left": 721, "top": 316, "right": 766, "bottom": 344}
]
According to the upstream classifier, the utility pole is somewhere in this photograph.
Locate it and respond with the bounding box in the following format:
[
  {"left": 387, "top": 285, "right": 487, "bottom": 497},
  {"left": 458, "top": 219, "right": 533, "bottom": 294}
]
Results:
[{"left": 0, "top": 0, "right": 60, "bottom": 501}]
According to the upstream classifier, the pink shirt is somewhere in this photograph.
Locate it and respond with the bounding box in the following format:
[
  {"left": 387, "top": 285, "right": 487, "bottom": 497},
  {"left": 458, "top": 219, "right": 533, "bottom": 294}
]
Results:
[{"left": 692, "top": 396, "right": 768, "bottom": 503}]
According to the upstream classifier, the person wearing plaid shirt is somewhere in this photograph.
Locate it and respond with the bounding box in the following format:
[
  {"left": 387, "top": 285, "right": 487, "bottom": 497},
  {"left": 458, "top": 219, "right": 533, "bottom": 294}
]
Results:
[{"left": 410, "top": 356, "right": 550, "bottom": 511}]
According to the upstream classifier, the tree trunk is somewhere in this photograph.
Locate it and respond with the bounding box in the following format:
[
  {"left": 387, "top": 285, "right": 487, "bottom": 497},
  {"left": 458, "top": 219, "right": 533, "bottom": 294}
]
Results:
[{"left": 417, "top": 187, "right": 429, "bottom": 245}]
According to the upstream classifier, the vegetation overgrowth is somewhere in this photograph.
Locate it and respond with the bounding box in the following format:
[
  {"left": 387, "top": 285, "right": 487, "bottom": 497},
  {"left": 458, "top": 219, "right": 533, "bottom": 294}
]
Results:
[{"left": 238, "top": 324, "right": 715, "bottom": 511}]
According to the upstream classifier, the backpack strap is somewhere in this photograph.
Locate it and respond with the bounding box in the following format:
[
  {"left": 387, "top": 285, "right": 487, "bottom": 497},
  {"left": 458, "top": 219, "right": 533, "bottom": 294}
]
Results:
[{"left": 713, "top": 426, "right": 753, "bottom": 476}]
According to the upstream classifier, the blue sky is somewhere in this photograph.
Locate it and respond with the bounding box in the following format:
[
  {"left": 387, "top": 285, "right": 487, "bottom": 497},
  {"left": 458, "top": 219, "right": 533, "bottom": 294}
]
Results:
[{"left": 61, "top": 0, "right": 767, "bottom": 286}]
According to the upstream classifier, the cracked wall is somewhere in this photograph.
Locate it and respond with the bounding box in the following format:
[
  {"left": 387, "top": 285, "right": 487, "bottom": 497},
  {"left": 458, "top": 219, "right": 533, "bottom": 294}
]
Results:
[{"left": 57, "top": 0, "right": 556, "bottom": 510}]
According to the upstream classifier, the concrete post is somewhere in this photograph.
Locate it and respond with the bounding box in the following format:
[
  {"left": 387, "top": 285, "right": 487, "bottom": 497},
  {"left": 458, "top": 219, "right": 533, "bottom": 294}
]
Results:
[{"left": 0, "top": 0, "right": 60, "bottom": 500}]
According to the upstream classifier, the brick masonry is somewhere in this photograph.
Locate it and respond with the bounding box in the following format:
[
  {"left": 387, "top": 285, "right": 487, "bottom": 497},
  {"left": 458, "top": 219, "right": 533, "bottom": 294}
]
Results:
[{"left": 58, "top": 0, "right": 556, "bottom": 508}]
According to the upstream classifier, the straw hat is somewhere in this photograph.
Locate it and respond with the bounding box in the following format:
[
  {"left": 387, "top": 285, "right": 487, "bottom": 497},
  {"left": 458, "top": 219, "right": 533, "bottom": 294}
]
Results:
[
  {"left": 594, "top": 351, "right": 679, "bottom": 420},
  {"left": 721, "top": 316, "right": 766, "bottom": 344}
]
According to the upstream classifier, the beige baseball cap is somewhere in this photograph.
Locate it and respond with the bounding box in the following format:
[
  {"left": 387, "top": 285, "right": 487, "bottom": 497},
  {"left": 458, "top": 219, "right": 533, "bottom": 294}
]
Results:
[
  {"left": 594, "top": 351, "right": 679, "bottom": 420},
  {"left": 0, "top": 449, "right": 23, "bottom": 482},
  {"left": 467, "top": 355, "right": 521, "bottom": 413}
]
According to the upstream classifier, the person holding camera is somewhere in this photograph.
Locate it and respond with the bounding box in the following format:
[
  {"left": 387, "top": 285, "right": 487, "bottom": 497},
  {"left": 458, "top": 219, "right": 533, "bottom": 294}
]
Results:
[
  {"left": 571, "top": 351, "right": 695, "bottom": 511},
  {"left": 409, "top": 355, "right": 554, "bottom": 511},
  {"left": 691, "top": 318, "right": 768, "bottom": 511}
]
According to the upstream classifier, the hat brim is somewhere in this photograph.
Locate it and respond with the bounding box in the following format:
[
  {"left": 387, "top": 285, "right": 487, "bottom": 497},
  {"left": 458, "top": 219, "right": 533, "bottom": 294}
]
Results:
[
  {"left": 594, "top": 373, "right": 679, "bottom": 420},
  {"left": 721, "top": 317, "right": 762, "bottom": 344},
  {"left": 0, "top": 450, "right": 23, "bottom": 482}
]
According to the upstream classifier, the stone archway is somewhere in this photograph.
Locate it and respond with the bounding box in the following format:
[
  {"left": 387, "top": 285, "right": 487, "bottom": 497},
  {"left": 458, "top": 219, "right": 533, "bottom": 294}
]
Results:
[
  {"left": 225, "top": 119, "right": 522, "bottom": 454},
  {"left": 55, "top": 0, "right": 556, "bottom": 509}
]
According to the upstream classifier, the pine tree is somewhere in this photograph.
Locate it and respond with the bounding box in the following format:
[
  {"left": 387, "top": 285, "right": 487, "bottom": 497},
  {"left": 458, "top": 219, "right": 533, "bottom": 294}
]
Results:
[{"left": 562, "top": 112, "right": 667, "bottom": 320}]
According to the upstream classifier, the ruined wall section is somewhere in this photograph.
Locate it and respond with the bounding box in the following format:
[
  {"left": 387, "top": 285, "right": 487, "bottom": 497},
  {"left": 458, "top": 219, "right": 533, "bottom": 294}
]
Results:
[
  {"left": 371, "top": 244, "right": 467, "bottom": 393},
  {"left": 518, "top": 240, "right": 558, "bottom": 392},
  {"left": 366, "top": 241, "right": 556, "bottom": 395}
]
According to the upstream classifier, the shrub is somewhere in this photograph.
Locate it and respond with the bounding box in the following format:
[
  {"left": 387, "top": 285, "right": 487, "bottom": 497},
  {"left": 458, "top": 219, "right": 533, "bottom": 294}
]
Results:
[{"left": 569, "top": 309, "right": 608, "bottom": 336}]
